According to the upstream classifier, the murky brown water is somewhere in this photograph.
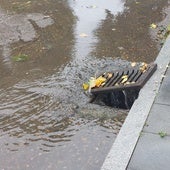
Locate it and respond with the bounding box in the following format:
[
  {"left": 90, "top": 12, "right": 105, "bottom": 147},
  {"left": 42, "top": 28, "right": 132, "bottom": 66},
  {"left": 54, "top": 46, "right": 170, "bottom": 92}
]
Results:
[{"left": 0, "top": 0, "right": 169, "bottom": 169}]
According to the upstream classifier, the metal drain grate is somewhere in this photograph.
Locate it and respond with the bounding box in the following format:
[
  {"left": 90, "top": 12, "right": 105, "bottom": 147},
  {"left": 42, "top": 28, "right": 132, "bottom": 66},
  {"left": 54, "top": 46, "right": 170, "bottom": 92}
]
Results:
[{"left": 91, "top": 63, "right": 157, "bottom": 94}]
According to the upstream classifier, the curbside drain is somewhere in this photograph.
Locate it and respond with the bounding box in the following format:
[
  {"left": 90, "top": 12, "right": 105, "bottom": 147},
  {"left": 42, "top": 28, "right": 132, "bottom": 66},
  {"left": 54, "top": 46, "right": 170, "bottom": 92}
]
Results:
[
  {"left": 91, "top": 63, "right": 157, "bottom": 94},
  {"left": 90, "top": 63, "right": 157, "bottom": 109}
]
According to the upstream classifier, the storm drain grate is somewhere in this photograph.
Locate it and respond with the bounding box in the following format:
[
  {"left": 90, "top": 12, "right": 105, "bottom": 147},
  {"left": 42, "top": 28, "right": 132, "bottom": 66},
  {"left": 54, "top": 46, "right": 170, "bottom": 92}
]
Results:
[{"left": 91, "top": 63, "right": 157, "bottom": 95}]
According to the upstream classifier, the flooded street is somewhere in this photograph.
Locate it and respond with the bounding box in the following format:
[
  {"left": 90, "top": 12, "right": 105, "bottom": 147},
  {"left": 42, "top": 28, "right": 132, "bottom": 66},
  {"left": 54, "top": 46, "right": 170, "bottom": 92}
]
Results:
[{"left": 0, "top": 0, "right": 169, "bottom": 169}]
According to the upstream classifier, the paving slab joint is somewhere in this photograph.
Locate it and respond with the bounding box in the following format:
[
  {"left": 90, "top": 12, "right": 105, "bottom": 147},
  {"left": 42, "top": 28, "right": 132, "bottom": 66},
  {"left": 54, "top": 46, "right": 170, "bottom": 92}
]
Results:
[{"left": 101, "top": 36, "right": 170, "bottom": 170}]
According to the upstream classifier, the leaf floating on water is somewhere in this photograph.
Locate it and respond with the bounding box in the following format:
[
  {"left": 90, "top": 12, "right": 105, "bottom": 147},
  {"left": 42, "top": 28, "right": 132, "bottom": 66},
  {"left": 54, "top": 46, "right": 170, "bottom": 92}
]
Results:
[
  {"left": 79, "top": 33, "right": 88, "bottom": 37},
  {"left": 121, "top": 75, "right": 128, "bottom": 84},
  {"left": 112, "top": 28, "right": 116, "bottom": 31},
  {"left": 83, "top": 76, "right": 106, "bottom": 91},
  {"left": 26, "top": 1, "right": 31, "bottom": 4},
  {"left": 150, "top": 23, "right": 157, "bottom": 29},
  {"left": 13, "top": 54, "right": 28, "bottom": 62},
  {"left": 118, "top": 46, "right": 124, "bottom": 50}
]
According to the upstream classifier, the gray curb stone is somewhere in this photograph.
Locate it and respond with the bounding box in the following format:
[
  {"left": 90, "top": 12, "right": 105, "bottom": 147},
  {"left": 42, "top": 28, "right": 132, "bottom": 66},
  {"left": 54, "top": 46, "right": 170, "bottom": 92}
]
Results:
[{"left": 101, "top": 36, "right": 170, "bottom": 170}]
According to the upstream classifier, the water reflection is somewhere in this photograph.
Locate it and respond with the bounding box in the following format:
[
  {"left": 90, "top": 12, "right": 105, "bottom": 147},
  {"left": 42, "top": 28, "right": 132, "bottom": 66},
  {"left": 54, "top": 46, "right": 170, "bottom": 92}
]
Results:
[
  {"left": 94, "top": 0, "right": 169, "bottom": 62},
  {"left": 69, "top": 0, "right": 125, "bottom": 60},
  {"left": 0, "top": 0, "right": 75, "bottom": 87},
  {"left": 0, "top": 0, "right": 169, "bottom": 169},
  {"left": 0, "top": 7, "right": 54, "bottom": 65}
]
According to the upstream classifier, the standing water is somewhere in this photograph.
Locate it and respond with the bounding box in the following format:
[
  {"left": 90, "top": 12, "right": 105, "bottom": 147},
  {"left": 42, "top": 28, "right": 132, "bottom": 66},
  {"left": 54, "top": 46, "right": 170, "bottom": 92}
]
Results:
[{"left": 0, "top": 0, "right": 169, "bottom": 169}]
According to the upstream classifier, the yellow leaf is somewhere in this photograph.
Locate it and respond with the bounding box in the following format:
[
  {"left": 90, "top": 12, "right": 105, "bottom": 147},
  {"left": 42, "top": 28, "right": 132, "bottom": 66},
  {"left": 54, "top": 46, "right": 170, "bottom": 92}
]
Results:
[
  {"left": 107, "top": 73, "right": 113, "bottom": 79},
  {"left": 95, "top": 76, "right": 106, "bottom": 87},
  {"left": 140, "top": 62, "right": 148, "bottom": 72},
  {"left": 121, "top": 75, "right": 128, "bottom": 84},
  {"left": 83, "top": 83, "right": 89, "bottom": 90},
  {"left": 150, "top": 23, "right": 157, "bottom": 29}
]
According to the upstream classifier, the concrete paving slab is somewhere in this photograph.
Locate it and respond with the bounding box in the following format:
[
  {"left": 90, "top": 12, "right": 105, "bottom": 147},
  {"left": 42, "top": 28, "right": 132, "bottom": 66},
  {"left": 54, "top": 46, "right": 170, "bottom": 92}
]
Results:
[
  {"left": 101, "top": 36, "right": 170, "bottom": 170},
  {"left": 127, "top": 133, "right": 170, "bottom": 170},
  {"left": 155, "top": 66, "right": 170, "bottom": 106},
  {"left": 143, "top": 103, "right": 170, "bottom": 134}
]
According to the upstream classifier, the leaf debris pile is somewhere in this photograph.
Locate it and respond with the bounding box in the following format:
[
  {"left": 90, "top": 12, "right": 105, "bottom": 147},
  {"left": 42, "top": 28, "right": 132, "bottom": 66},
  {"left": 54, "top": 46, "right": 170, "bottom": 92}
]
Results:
[{"left": 83, "top": 62, "right": 149, "bottom": 91}]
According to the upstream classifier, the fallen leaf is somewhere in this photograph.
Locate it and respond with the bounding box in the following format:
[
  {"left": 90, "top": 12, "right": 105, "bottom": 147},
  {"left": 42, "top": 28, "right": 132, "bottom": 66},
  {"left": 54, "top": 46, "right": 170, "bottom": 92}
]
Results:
[
  {"left": 118, "top": 46, "right": 124, "bottom": 50},
  {"left": 131, "top": 62, "right": 137, "bottom": 67},
  {"left": 95, "top": 76, "right": 106, "bottom": 87},
  {"left": 150, "top": 23, "right": 157, "bottom": 29},
  {"left": 83, "top": 83, "right": 89, "bottom": 91},
  {"left": 121, "top": 75, "right": 128, "bottom": 84},
  {"left": 107, "top": 73, "right": 113, "bottom": 79},
  {"left": 140, "top": 62, "right": 148, "bottom": 72},
  {"left": 26, "top": 1, "right": 31, "bottom": 4},
  {"left": 79, "top": 33, "right": 88, "bottom": 37}
]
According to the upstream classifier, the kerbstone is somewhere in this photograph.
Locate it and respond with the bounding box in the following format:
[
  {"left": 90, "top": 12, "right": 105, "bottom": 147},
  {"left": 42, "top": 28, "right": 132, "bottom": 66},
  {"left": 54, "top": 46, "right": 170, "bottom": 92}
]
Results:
[
  {"left": 127, "top": 133, "right": 170, "bottom": 170},
  {"left": 143, "top": 103, "right": 170, "bottom": 134},
  {"left": 101, "top": 36, "right": 170, "bottom": 170},
  {"left": 155, "top": 67, "right": 170, "bottom": 105}
]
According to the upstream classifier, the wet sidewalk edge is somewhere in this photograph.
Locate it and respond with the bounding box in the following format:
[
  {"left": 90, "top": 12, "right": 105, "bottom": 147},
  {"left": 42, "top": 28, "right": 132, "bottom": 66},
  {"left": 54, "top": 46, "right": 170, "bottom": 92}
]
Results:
[{"left": 101, "top": 36, "right": 170, "bottom": 170}]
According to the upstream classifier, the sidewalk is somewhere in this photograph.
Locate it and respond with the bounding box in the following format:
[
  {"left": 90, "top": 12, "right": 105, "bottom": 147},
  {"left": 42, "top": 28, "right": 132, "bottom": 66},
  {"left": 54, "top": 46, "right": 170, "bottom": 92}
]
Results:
[
  {"left": 127, "top": 64, "right": 170, "bottom": 170},
  {"left": 101, "top": 36, "right": 170, "bottom": 170}
]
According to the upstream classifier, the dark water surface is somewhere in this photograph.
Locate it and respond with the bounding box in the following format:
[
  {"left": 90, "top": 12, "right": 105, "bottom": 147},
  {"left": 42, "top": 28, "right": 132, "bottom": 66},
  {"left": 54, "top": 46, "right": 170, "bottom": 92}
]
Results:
[{"left": 0, "top": 0, "right": 169, "bottom": 169}]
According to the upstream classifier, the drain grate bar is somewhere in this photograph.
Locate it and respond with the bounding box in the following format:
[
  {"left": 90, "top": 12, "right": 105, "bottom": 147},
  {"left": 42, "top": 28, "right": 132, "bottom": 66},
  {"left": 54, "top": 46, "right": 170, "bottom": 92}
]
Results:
[{"left": 91, "top": 63, "right": 157, "bottom": 94}]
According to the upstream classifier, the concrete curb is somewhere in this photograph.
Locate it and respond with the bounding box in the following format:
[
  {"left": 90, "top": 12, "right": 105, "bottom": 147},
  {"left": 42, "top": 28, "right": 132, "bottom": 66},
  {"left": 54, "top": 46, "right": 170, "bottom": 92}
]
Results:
[{"left": 101, "top": 36, "right": 170, "bottom": 170}]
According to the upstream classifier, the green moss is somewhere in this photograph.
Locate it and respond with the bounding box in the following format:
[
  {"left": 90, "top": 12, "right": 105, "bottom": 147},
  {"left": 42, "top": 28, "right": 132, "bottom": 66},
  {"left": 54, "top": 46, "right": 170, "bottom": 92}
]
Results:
[
  {"left": 13, "top": 54, "right": 28, "bottom": 62},
  {"left": 158, "top": 131, "right": 167, "bottom": 138}
]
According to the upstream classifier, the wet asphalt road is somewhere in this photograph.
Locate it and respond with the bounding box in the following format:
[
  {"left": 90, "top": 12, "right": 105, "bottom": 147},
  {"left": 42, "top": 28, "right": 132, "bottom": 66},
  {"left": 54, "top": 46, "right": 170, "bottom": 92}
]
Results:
[{"left": 0, "top": 0, "right": 170, "bottom": 169}]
